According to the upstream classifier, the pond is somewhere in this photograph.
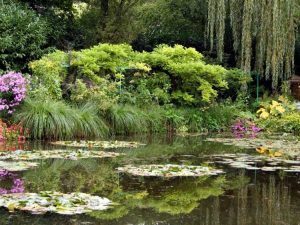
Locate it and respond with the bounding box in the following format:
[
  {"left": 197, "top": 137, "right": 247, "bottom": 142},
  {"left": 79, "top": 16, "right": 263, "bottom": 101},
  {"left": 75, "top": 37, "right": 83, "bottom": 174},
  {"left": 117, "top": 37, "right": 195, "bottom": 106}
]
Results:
[{"left": 0, "top": 135, "right": 300, "bottom": 225}]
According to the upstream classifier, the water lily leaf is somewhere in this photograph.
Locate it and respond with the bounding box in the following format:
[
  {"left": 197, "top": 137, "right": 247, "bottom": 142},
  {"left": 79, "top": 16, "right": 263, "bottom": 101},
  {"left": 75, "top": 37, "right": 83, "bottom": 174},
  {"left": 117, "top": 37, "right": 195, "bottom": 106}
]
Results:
[
  {"left": 50, "top": 141, "right": 145, "bottom": 149},
  {"left": 117, "top": 164, "right": 224, "bottom": 177},
  {"left": 0, "top": 192, "right": 113, "bottom": 215},
  {"left": 0, "top": 149, "right": 123, "bottom": 161}
]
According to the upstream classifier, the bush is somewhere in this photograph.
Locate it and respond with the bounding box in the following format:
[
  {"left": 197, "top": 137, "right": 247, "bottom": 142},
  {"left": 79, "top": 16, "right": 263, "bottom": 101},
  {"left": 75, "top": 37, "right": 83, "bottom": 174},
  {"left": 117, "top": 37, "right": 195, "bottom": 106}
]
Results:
[
  {"left": 0, "top": 2, "right": 49, "bottom": 72},
  {"left": 29, "top": 44, "right": 229, "bottom": 106},
  {"left": 0, "top": 72, "right": 27, "bottom": 114}
]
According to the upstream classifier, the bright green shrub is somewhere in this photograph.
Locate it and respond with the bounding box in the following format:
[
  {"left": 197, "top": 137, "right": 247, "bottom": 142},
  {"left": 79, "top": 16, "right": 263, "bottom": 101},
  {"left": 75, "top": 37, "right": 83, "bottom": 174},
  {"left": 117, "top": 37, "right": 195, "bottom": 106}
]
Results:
[
  {"left": 30, "top": 44, "right": 229, "bottom": 106},
  {"left": 70, "top": 79, "right": 119, "bottom": 111},
  {"left": 123, "top": 72, "right": 171, "bottom": 106},
  {"left": 136, "top": 45, "right": 228, "bottom": 104},
  {"left": 29, "top": 51, "right": 68, "bottom": 100},
  {"left": 71, "top": 44, "right": 135, "bottom": 83}
]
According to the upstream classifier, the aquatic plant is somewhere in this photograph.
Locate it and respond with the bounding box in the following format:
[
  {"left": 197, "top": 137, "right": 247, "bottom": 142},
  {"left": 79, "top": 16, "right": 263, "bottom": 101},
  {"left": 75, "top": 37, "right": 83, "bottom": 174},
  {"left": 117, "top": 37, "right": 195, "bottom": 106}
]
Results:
[
  {"left": 0, "top": 191, "right": 112, "bottom": 215},
  {"left": 117, "top": 164, "right": 224, "bottom": 177},
  {"left": 0, "top": 149, "right": 122, "bottom": 161},
  {"left": 0, "top": 161, "right": 38, "bottom": 171},
  {"left": 51, "top": 140, "right": 145, "bottom": 149}
]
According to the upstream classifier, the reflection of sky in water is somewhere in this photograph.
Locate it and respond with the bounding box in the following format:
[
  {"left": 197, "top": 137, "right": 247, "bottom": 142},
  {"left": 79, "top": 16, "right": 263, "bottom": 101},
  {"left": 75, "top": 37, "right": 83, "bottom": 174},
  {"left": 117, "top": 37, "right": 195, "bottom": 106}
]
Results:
[{"left": 0, "top": 135, "right": 300, "bottom": 225}]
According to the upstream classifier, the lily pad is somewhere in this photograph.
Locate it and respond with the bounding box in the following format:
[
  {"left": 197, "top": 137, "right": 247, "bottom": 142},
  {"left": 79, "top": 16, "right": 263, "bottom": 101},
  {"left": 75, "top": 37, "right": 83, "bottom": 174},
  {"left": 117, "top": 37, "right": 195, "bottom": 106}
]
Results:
[
  {"left": 206, "top": 137, "right": 300, "bottom": 158},
  {"left": 208, "top": 153, "right": 300, "bottom": 172},
  {"left": 117, "top": 164, "right": 224, "bottom": 177},
  {"left": 0, "top": 191, "right": 112, "bottom": 215},
  {"left": 0, "top": 149, "right": 123, "bottom": 161},
  {"left": 0, "top": 161, "right": 38, "bottom": 171},
  {"left": 51, "top": 141, "right": 145, "bottom": 149}
]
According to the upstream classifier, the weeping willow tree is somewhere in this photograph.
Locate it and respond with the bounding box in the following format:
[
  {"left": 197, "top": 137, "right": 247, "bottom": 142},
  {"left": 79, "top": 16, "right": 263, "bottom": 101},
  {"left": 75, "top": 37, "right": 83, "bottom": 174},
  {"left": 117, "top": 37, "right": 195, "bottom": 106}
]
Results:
[{"left": 206, "top": 0, "right": 297, "bottom": 89}]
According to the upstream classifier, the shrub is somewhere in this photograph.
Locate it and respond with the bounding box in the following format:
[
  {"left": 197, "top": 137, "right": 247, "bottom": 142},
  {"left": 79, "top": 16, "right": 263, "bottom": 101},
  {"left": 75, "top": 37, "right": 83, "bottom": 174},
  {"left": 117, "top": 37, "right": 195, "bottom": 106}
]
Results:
[
  {"left": 29, "top": 44, "right": 229, "bottom": 106},
  {"left": 28, "top": 51, "right": 67, "bottom": 100},
  {"left": 256, "top": 95, "right": 295, "bottom": 119},
  {"left": 0, "top": 72, "right": 27, "bottom": 114},
  {"left": 0, "top": 2, "right": 49, "bottom": 71}
]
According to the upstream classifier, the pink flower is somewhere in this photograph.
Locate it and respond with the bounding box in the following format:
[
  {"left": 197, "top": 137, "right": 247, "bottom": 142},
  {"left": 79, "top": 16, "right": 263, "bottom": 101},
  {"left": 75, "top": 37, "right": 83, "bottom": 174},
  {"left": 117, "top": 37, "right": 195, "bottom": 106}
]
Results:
[{"left": 0, "top": 72, "right": 27, "bottom": 114}]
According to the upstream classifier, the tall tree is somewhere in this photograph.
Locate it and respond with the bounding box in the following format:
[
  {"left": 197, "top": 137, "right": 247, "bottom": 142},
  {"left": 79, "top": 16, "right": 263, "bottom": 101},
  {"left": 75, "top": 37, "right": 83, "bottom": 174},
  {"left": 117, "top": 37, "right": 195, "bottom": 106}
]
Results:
[{"left": 207, "top": 0, "right": 298, "bottom": 89}]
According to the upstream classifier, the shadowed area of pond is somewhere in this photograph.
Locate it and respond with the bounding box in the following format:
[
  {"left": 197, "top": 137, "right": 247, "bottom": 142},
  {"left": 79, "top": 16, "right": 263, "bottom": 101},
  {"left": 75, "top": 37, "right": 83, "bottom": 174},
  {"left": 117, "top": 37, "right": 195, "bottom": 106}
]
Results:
[{"left": 0, "top": 135, "right": 300, "bottom": 225}]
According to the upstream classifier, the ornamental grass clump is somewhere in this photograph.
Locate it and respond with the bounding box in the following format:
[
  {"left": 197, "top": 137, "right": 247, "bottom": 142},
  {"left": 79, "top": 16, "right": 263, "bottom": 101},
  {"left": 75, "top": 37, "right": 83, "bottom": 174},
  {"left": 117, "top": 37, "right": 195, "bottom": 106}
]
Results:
[{"left": 0, "top": 72, "right": 27, "bottom": 114}]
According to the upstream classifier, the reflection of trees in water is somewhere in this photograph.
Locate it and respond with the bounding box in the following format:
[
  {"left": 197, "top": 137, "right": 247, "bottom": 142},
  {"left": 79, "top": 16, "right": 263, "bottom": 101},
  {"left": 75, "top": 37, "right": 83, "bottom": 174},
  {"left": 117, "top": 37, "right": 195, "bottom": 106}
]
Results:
[
  {"left": 248, "top": 175, "right": 291, "bottom": 225},
  {"left": 200, "top": 174, "right": 292, "bottom": 225}
]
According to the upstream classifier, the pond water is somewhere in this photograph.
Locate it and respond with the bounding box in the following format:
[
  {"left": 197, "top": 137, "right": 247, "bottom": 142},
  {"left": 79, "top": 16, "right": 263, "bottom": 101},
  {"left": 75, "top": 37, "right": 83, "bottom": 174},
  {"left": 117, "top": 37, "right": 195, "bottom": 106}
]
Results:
[{"left": 1, "top": 135, "right": 300, "bottom": 225}]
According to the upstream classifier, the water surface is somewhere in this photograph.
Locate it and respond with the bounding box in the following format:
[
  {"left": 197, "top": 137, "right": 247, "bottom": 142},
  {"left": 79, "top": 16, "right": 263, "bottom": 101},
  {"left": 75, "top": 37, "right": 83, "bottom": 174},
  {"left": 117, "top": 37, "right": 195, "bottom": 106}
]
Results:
[{"left": 0, "top": 135, "right": 300, "bottom": 225}]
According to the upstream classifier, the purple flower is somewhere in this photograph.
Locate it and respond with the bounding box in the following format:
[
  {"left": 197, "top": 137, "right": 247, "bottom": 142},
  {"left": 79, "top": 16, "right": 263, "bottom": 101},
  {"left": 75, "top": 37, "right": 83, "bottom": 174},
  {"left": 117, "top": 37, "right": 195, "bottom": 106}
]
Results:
[
  {"left": 0, "top": 72, "right": 27, "bottom": 114},
  {"left": 231, "top": 119, "right": 261, "bottom": 139},
  {"left": 0, "top": 169, "right": 25, "bottom": 194}
]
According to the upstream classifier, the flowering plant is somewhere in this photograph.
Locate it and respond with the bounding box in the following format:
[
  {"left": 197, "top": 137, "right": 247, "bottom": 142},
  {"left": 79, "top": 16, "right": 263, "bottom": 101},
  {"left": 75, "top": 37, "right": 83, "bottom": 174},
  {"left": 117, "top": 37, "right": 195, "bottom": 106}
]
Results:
[
  {"left": 0, "top": 72, "right": 27, "bottom": 114},
  {"left": 0, "top": 120, "right": 26, "bottom": 143},
  {"left": 257, "top": 96, "right": 295, "bottom": 119},
  {"left": 231, "top": 119, "right": 261, "bottom": 138},
  {"left": 0, "top": 169, "right": 24, "bottom": 194}
]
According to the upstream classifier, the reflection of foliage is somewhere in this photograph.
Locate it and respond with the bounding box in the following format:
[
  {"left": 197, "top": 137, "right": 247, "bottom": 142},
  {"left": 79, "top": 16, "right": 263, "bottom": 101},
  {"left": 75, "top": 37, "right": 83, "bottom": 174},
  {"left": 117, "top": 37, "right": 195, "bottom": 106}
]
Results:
[
  {"left": 141, "top": 176, "right": 226, "bottom": 215},
  {"left": 23, "top": 159, "right": 119, "bottom": 196},
  {"left": 88, "top": 205, "right": 129, "bottom": 221}
]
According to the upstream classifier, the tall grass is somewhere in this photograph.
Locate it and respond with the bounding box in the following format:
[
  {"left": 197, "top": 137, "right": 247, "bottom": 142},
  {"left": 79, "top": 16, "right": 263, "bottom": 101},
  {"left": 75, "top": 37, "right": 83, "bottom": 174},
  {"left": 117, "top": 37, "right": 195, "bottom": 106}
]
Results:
[
  {"left": 105, "top": 104, "right": 148, "bottom": 134},
  {"left": 13, "top": 99, "right": 239, "bottom": 140},
  {"left": 74, "top": 102, "right": 108, "bottom": 138},
  {"left": 14, "top": 99, "right": 108, "bottom": 140}
]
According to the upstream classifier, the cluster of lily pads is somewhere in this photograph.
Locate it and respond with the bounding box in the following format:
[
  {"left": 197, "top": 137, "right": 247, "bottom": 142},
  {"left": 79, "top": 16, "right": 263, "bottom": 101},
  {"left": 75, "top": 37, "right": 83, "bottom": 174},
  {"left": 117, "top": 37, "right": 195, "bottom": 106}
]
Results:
[
  {"left": 0, "top": 160, "right": 38, "bottom": 171},
  {"left": 51, "top": 140, "right": 145, "bottom": 149},
  {"left": 117, "top": 164, "right": 224, "bottom": 177},
  {"left": 209, "top": 153, "right": 300, "bottom": 172},
  {"left": 0, "top": 149, "right": 122, "bottom": 161},
  {"left": 206, "top": 137, "right": 300, "bottom": 157},
  {"left": 0, "top": 191, "right": 112, "bottom": 215}
]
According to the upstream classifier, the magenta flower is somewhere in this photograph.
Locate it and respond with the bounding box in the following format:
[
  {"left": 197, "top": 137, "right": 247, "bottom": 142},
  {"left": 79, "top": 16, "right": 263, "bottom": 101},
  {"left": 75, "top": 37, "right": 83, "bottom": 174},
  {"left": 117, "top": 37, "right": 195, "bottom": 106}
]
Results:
[
  {"left": 0, "top": 72, "right": 27, "bottom": 114},
  {"left": 0, "top": 169, "right": 24, "bottom": 194}
]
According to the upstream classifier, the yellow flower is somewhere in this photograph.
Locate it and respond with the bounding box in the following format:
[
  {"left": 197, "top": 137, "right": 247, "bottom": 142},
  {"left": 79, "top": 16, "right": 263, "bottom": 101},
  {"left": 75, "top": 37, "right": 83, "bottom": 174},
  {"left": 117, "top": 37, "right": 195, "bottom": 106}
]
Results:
[
  {"left": 271, "top": 100, "right": 280, "bottom": 108},
  {"left": 259, "top": 110, "right": 270, "bottom": 119},
  {"left": 275, "top": 105, "right": 285, "bottom": 114},
  {"left": 278, "top": 95, "right": 286, "bottom": 103}
]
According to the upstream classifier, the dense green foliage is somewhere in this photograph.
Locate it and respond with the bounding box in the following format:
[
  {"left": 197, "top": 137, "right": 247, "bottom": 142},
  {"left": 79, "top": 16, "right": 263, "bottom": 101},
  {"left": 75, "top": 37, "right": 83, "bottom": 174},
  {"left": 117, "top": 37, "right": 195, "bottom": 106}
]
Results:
[
  {"left": 29, "top": 44, "right": 241, "bottom": 105},
  {"left": 13, "top": 99, "right": 108, "bottom": 139},
  {"left": 207, "top": 0, "right": 297, "bottom": 89},
  {"left": 13, "top": 43, "right": 251, "bottom": 139},
  {"left": 0, "top": 1, "right": 49, "bottom": 72},
  {"left": 0, "top": 0, "right": 299, "bottom": 139}
]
